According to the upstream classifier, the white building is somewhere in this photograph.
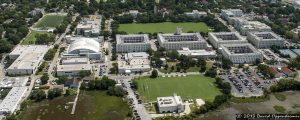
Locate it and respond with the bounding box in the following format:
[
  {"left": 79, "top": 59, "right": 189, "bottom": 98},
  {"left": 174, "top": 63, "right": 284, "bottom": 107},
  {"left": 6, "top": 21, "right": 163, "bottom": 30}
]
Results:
[
  {"left": 57, "top": 63, "right": 91, "bottom": 76},
  {"left": 208, "top": 32, "right": 247, "bottom": 48},
  {"left": 294, "top": 0, "right": 300, "bottom": 9},
  {"left": 220, "top": 43, "right": 263, "bottom": 64},
  {"left": 0, "top": 87, "right": 27, "bottom": 114},
  {"left": 7, "top": 45, "right": 50, "bottom": 75},
  {"left": 177, "top": 47, "right": 216, "bottom": 59},
  {"left": 157, "top": 28, "right": 208, "bottom": 50},
  {"left": 118, "top": 52, "right": 151, "bottom": 74},
  {"left": 116, "top": 34, "right": 151, "bottom": 53},
  {"left": 247, "top": 31, "right": 285, "bottom": 48},
  {"left": 76, "top": 15, "right": 101, "bottom": 37},
  {"left": 129, "top": 10, "right": 139, "bottom": 17},
  {"left": 157, "top": 94, "right": 185, "bottom": 113},
  {"left": 65, "top": 36, "right": 103, "bottom": 44},
  {"left": 221, "top": 9, "right": 243, "bottom": 21},
  {"left": 184, "top": 10, "right": 207, "bottom": 18},
  {"left": 63, "top": 37, "right": 103, "bottom": 60},
  {"left": 0, "top": 77, "right": 29, "bottom": 88},
  {"left": 240, "top": 21, "right": 272, "bottom": 35}
]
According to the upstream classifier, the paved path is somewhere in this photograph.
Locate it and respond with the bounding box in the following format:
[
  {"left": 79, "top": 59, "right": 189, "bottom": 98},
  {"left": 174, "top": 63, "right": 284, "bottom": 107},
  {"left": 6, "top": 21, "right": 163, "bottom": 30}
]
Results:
[{"left": 71, "top": 81, "right": 82, "bottom": 114}]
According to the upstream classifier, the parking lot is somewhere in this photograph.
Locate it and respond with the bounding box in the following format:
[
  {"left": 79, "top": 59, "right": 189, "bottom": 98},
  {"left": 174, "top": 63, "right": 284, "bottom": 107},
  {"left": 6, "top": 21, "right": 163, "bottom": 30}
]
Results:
[
  {"left": 120, "top": 79, "right": 151, "bottom": 120},
  {"left": 219, "top": 67, "right": 278, "bottom": 97}
]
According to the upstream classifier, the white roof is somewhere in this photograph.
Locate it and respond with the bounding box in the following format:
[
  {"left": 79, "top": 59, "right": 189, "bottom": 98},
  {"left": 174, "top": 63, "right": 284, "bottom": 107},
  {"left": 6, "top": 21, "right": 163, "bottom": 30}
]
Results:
[
  {"left": 157, "top": 95, "right": 183, "bottom": 107},
  {"left": 0, "top": 87, "right": 27, "bottom": 113},
  {"left": 57, "top": 64, "right": 91, "bottom": 72},
  {"left": 68, "top": 38, "right": 99, "bottom": 53}
]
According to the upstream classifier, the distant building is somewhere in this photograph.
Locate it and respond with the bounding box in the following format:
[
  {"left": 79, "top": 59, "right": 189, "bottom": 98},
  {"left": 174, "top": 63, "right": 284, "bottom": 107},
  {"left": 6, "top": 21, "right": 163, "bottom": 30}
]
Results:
[
  {"left": 157, "top": 94, "right": 184, "bottom": 113},
  {"left": 208, "top": 32, "right": 247, "bottom": 48},
  {"left": 63, "top": 37, "right": 103, "bottom": 60},
  {"left": 0, "top": 87, "right": 27, "bottom": 114},
  {"left": 76, "top": 15, "right": 101, "bottom": 37},
  {"left": 116, "top": 34, "right": 151, "bottom": 53},
  {"left": 7, "top": 45, "right": 50, "bottom": 75},
  {"left": 294, "top": 0, "right": 300, "bottom": 9},
  {"left": 184, "top": 10, "right": 207, "bottom": 18},
  {"left": 118, "top": 52, "right": 151, "bottom": 74},
  {"left": 177, "top": 47, "right": 216, "bottom": 59},
  {"left": 220, "top": 43, "right": 263, "bottom": 64},
  {"left": 221, "top": 9, "right": 243, "bottom": 21},
  {"left": 129, "top": 10, "right": 139, "bottom": 17},
  {"left": 247, "top": 31, "right": 285, "bottom": 48},
  {"left": 240, "top": 21, "right": 272, "bottom": 35},
  {"left": 157, "top": 27, "right": 208, "bottom": 50}
]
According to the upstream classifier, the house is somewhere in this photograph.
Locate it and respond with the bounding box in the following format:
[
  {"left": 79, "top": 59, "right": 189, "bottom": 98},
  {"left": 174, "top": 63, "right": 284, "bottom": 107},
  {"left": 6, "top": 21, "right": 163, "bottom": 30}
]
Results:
[
  {"left": 282, "top": 67, "right": 294, "bottom": 77},
  {"left": 269, "top": 67, "right": 281, "bottom": 78}
]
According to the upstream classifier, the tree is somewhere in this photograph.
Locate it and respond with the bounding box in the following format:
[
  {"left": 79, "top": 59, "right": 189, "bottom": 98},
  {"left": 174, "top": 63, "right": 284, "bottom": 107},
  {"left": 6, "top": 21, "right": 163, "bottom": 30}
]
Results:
[
  {"left": 205, "top": 68, "right": 217, "bottom": 78},
  {"left": 29, "top": 90, "right": 46, "bottom": 102},
  {"left": 44, "top": 49, "right": 57, "bottom": 61},
  {"left": 222, "top": 57, "right": 232, "bottom": 69},
  {"left": 107, "top": 86, "right": 126, "bottom": 97},
  {"left": 79, "top": 70, "right": 91, "bottom": 78},
  {"left": 56, "top": 75, "right": 68, "bottom": 85},
  {"left": 41, "top": 73, "right": 49, "bottom": 85},
  {"left": 150, "top": 69, "right": 158, "bottom": 78},
  {"left": 47, "top": 88, "right": 63, "bottom": 99}
]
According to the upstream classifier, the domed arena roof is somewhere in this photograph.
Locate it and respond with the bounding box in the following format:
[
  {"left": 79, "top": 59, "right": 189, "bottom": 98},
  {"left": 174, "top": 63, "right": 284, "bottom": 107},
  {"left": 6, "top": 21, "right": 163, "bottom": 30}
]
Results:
[{"left": 68, "top": 38, "right": 99, "bottom": 54}]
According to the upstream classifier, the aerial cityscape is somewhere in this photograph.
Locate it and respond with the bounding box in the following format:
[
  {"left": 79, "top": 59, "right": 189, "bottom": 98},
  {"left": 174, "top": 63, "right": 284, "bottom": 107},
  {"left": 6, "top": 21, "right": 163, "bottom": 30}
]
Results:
[{"left": 0, "top": 0, "right": 300, "bottom": 120}]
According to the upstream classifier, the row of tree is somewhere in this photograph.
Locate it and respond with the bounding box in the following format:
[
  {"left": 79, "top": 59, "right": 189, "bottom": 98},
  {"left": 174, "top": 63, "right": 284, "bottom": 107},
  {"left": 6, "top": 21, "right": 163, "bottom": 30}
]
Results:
[{"left": 29, "top": 88, "right": 63, "bottom": 102}]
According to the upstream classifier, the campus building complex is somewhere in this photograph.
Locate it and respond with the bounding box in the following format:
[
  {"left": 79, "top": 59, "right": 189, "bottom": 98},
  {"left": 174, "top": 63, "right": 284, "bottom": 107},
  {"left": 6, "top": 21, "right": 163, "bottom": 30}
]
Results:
[
  {"left": 118, "top": 52, "right": 151, "bottom": 74},
  {"left": 157, "top": 28, "right": 208, "bottom": 50},
  {"left": 208, "top": 32, "right": 247, "bottom": 48},
  {"left": 157, "top": 94, "right": 185, "bottom": 113},
  {"left": 116, "top": 34, "right": 151, "bottom": 53},
  {"left": 220, "top": 43, "right": 263, "bottom": 64},
  {"left": 221, "top": 9, "right": 243, "bottom": 20},
  {"left": 63, "top": 37, "right": 103, "bottom": 60},
  {"left": 0, "top": 87, "right": 27, "bottom": 114},
  {"left": 76, "top": 15, "right": 101, "bottom": 37},
  {"left": 6, "top": 45, "right": 50, "bottom": 75},
  {"left": 184, "top": 10, "right": 207, "bottom": 18},
  {"left": 240, "top": 21, "right": 272, "bottom": 35},
  {"left": 177, "top": 47, "right": 216, "bottom": 59},
  {"left": 57, "top": 58, "right": 92, "bottom": 76},
  {"left": 247, "top": 31, "right": 285, "bottom": 48}
]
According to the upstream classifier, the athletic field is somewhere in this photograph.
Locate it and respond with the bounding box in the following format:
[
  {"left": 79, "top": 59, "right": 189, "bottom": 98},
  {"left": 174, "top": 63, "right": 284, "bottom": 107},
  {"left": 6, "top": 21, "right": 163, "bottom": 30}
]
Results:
[
  {"left": 135, "top": 75, "right": 221, "bottom": 102},
  {"left": 118, "top": 22, "right": 211, "bottom": 33},
  {"left": 34, "top": 14, "right": 66, "bottom": 28}
]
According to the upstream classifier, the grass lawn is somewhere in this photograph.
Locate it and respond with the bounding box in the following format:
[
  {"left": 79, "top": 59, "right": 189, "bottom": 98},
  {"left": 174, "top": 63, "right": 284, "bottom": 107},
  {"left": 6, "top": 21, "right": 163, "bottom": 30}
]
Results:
[
  {"left": 273, "top": 93, "right": 286, "bottom": 101},
  {"left": 21, "top": 31, "right": 53, "bottom": 45},
  {"left": 273, "top": 105, "right": 286, "bottom": 113},
  {"left": 21, "top": 91, "right": 130, "bottom": 120},
  {"left": 135, "top": 75, "right": 221, "bottom": 103},
  {"left": 34, "top": 14, "right": 66, "bottom": 28},
  {"left": 118, "top": 22, "right": 211, "bottom": 34},
  {"left": 159, "top": 61, "right": 214, "bottom": 73}
]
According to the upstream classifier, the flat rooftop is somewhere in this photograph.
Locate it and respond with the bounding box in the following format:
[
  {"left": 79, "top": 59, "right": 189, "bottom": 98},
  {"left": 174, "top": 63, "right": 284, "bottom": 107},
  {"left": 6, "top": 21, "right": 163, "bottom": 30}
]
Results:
[
  {"left": 157, "top": 95, "right": 183, "bottom": 107},
  {"left": 61, "top": 58, "right": 89, "bottom": 65},
  {"left": 57, "top": 64, "right": 91, "bottom": 71},
  {"left": 116, "top": 34, "right": 150, "bottom": 44},
  {"left": 158, "top": 33, "right": 205, "bottom": 43},
  {"left": 221, "top": 44, "right": 259, "bottom": 55},
  {"left": 250, "top": 31, "right": 283, "bottom": 41},
  {"left": 0, "top": 87, "right": 27, "bottom": 113},
  {"left": 210, "top": 32, "right": 244, "bottom": 41},
  {"left": 9, "top": 45, "right": 50, "bottom": 57},
  {"left": 178, "top": 48, "right": 216, "bottom": 56},
  {"left": 118, "top": 52, "right": 150, "bottom": 69},
  {"left": 8, "top": 53, "right": 45, "bottom": 70},
  {"left": 0, "top": 77, "right": 29, "bottom": 88}
]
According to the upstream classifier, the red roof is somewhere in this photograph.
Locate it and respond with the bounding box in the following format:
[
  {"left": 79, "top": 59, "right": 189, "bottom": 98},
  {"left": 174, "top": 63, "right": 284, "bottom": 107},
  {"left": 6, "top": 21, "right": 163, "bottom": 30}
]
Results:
[
  {"left": 282, "top": 67, "right": 293, "bottom": 75},
  {"left": 269, "top": 67, "right": 279, "bottom": 75}
]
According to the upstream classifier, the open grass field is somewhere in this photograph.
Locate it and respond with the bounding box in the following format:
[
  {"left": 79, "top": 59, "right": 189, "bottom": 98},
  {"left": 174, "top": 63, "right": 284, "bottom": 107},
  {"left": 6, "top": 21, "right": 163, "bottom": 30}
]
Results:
[
  {"left": 34, "top": 14, "right": 66, "bottom": 28},
  {"left": 159, "top": 61, "right": 214, "bottom": 73},
  {"left": 21, "top": 31, "right": 53, "bottom": 45},
  {"left": 273, "top": 105, "right": 286, "bottom": 113},
  {"left": 21, "top": 91, "right": 130, "bottom": 120},
  {"left": 135, "top": 75, "right": 221, "bottom": 102},
  {"left": 118, "top": 22, "right": 211, "bottom": 34}
]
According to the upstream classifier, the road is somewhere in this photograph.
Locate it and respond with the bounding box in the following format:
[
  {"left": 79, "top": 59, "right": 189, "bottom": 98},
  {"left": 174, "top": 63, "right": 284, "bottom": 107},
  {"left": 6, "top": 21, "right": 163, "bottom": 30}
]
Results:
[
  {"left": 0, "top": 54, "right": 6, "bottom": 80},
  {"left": 123, "top": 78, "right": 151, "bottom": 120}
]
